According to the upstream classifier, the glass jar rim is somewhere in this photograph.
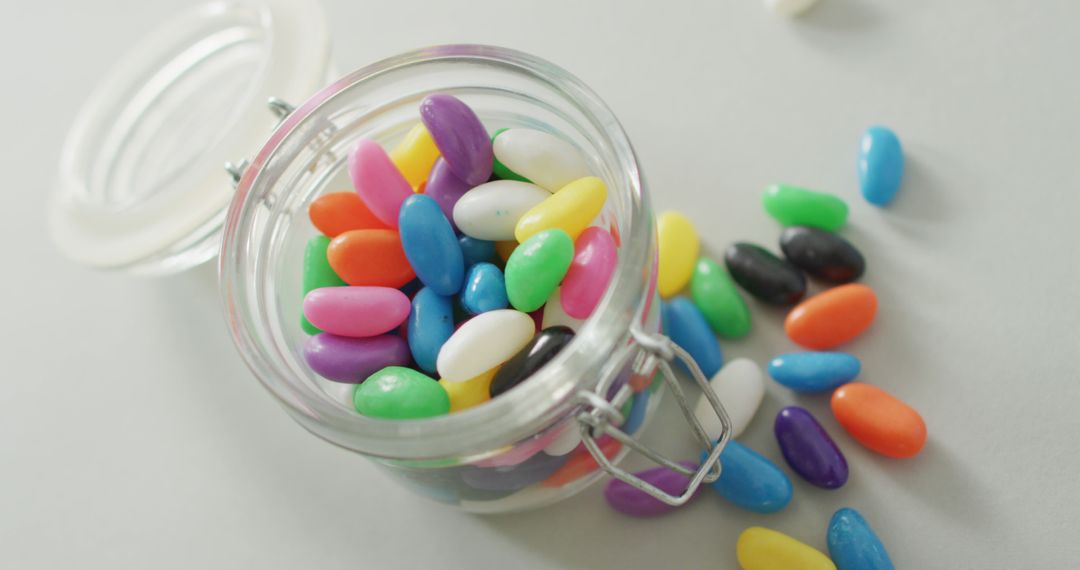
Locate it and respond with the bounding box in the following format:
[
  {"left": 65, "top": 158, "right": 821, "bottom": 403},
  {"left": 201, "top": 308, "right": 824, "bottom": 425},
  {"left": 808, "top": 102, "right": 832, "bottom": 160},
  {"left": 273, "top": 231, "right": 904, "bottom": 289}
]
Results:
[{"left": 220, "top": 45, "right": 654, "bottom": 460}]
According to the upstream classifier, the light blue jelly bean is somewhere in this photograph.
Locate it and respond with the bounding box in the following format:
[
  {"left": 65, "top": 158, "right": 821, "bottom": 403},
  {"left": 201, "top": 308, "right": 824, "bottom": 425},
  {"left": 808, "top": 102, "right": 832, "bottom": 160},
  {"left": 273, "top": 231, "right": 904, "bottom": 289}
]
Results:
[
  {"left": 661, "top": 298, "right": 723, "bottom": 377},
  {"left": 859, "top": 126, "right": 904, "bottom": 206},
  {"left": 407, "top": 287, "right": 454, "bottom": 373},
  {"left": 768, "top": 351, "right": 861, "bottom": 392},
  {"left": 460, "top": 262, "right": 509, "bottom": 315},
  {"left": 458, "top": 235, "right": 496, "bottom": 268},
  {"left": 399, "top": 194, "right": 464, "bottom": 296},
  {"left": 701, "top": 440, "right": 792, "bottom": 514},
  {"left": 828, "top": 507, "right": 895, "bottom": 570},
  {"left": 622, "top": 389, "right": 650, "bottom": 435}
]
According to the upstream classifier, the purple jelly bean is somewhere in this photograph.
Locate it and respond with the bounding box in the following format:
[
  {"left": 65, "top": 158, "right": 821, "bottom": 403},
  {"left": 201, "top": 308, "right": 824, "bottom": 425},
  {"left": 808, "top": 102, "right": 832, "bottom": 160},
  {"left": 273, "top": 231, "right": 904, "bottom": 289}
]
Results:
[
  {"left": 424, "top": 157, "right": 473, "bottom": 231},
  {"left": 460, "top": 451, "right": 569, "bottom": 492},
  {"left": 774, "top": 406, "right": 849, "bottom": 489},
  {"left": 303, "top": 333, "right": 411, "bottom": 383},
  {"left": 603, "top": 461, "right": 699, "bottom": 517},
  {"left": 419, "top": 93, "right": 493, "bottom": 185}
]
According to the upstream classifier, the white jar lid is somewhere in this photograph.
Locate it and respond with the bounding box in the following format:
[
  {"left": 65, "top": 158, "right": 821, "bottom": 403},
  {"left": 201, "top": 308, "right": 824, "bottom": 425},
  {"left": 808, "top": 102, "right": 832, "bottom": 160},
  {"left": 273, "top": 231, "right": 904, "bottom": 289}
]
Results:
[{"left": 50, "top": 0, "right": 330, "bottom": 274}]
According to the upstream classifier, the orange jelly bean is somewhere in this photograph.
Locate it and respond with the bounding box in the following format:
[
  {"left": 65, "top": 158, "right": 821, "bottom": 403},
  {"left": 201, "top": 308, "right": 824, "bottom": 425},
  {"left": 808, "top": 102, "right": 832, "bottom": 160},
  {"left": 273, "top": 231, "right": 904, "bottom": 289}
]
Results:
[
  {"left": 308, "top": 192, "right": 390, "bottom": 237},
  {"left": 831, "top": 382, "right": 926, "bottom": 458},
  {"left": 785, "top": 283, "right": 877, "bottom": 349},
  {"left": 327, "top": 229, "right": 415, "bottom": 288},
  {"left": 541, "top": 437, "right": 622, "bottom": 487}
]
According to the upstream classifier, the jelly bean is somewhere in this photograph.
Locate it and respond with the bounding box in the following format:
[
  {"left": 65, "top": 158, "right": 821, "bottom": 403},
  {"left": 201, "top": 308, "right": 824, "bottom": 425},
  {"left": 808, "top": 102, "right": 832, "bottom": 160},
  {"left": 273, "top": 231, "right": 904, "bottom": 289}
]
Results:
[
  {"left": 764, "top": 0, "right": 819, "bottom": 17},
  {"left": 689, "top": 257, "right": 751, "bottom": 338},
  {"left": 603, "top": 461, "right": 698, "bottom": 517},
  {"left": 437, "top": 309, "right": 535, "bottom": 382},
  {"left": 353, "top": 366, "right": 450, "bottom": 419},
  {"left": 458, "top": 235, "right": 496, "bottom": 268},
  {"left": 762, "top": 184, "right": 848, "bottom": 232},
  {"left": 514, "top": 176, "right": 607, "bottom": 243},
  {"left": 407, "top": 287, "right": 454, "bottom": 374},
  {"left": 474, "top": 428, "right": 563, "bottom": 468},
  {"left": 399, "top": 194, "right": 464, "bottom": 296},
  {"left": 780, "top": 226, "right": 865, "bottom": 283},
  {"left": 504, "top": 229, "right": 574, "bottom": 313},
  {"left": 489, "top": 326, "right": 575, "bottom": 397},
  {"left": 621, "top": 389, "right": 650, "bottom": 435},
  {"left": 304, "top": 333, "right": 410, "bottom": 383},
  {"left": 775, "top": 406, "right": 848, "bottom": 489},
  {"left": 308, "top": 192, "right": 390, "bottom": 237},
  {"left": 737, "top": 527, "right": 837, "bottom": 570},
  {"left": 859, "top": 126, "right": 904, "bottom": 206},
  {"left": 440, "top": 366, "right": 498, "bottom": 413},
  {"left": 327, "top": 229, "right": 415, "bottom": 288},
  {"left": 495, "top": 239, "right": 518, "bottom": 263},
  {"left": 453, "top": 180, "right": 551, "bottom": 241},
  {"left": 491, "top": 128, "right": 589, "bottom": 191},
  {"left": 301, "top": 235, "right": 346, "bottom": 335},
  {"left": 831, "top": 383, "right": 927, "bottom": 458},
  {"left": 541, "top": 435, "right": 622, "bottom": 487},
  {"left": 541, "top": 288, "right": 586, "bottom": 331},
  {"left": 461, "top": 450, "right": 568, "bottom": 492},
  {"left": 693, "top": 358, "right": 764, "bottom": 439},
  {"left": 419, "top": 93, "right": 492, "bottom": 185},
  {"left": 785, "top": 284, "right": 878, "bottom": 349},
  {"left": 348, "top": 138, "right": 414, "bottom": 228},
  {"left": 303, "top": 287, "right": 410, "bottom": 338},
  {"left": 542, "top": 422, "right": 582, "bottom": 456},
  {"left": 702, "top": 441, "right": 792, "bottom": 513},
  {"left": 769, "top": 352, "right": 861, "bottom": 393},
  {"left": 425, "top": 157, "right": 473, "bottom": 231},
  {"left": 661, "top": 298, "right": 723, "bottom": 378},
  {"left": 657, "top": 211, "right": 700, "bottom": 298},
  {"left": 490, "top": 128, "right": 530, "bottom": 182},
  {"left": 725, "top": 242, "right": 806, "bottom": 306},
  {"left": 828, "top": 508, "right": 895, "bottom": 570},
  {"left": 560, "top": 227, "right": 617, "bottom": 319},
  {"left": 389, "top": 123, "right": 440, "bottom": 189},
  {"left": 460, "top": 262, "right": 509, "bottom": 314}
]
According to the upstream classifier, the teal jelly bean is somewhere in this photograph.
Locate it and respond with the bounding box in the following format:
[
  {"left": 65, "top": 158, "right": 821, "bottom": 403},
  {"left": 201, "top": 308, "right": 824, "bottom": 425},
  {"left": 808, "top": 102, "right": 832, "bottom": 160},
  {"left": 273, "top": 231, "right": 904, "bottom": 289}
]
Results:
[
  {"left": 859, "top": 126, "right": 904, "bottom": 206},
  {"left": 460, "top": 262, "right": 509, "bottom": 315},
  {"left": 828, "top": 507, "right": 895, "bottom": 570},
  {"left": 768, "top": 351, "right": 861, "bottom": 392},
  {"left": 702, "top": 440, "right": 792, "bottom": 514}
]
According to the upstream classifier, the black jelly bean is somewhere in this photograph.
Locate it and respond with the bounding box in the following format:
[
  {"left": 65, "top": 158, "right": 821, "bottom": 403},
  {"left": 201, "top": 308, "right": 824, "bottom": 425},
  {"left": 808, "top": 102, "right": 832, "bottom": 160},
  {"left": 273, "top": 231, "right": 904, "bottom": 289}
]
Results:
[
  {"left": 779, "top": 226, "right": 865, "bottom": 283},
  {"left": 490, "top": 326, "right": 575, "bottom": 397},
  {"left": 723, "top": 243, "right": 807, "bottom": 306}
]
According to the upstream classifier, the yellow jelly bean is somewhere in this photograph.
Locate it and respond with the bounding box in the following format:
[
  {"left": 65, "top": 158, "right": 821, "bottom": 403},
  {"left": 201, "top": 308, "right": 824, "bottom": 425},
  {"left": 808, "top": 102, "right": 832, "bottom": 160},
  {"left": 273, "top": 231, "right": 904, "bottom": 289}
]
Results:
[
  {"left": 441, "top": 366, "right": 498, "bottom": 413},
  {"left": 513, "top": 176, "right": 607, "bottom": 243},
  {"left": 657, "top": 211, "right": 700, "bottom": 298},
  {"left": 390, "top": 123, "right": 441, "bottom": 190},
  {"left": 495, "top": 240, "right": 518, "bottom": 263},
  {"left": 736, "top": 527, "right": 836, "bottom": 570}
]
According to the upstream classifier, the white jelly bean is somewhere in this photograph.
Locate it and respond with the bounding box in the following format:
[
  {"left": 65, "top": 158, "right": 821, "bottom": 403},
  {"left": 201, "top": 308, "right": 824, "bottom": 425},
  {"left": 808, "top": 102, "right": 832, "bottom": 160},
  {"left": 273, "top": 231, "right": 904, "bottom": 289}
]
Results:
[
  {"left": 542, "top": 422, "right": 583, "bottom": 456},
  {"left": 493, "top": 129, "right": 591, "bottom": 192},
  {"left": 694, "top": 358, "right": 765, "bottom": 439},
  {"left": 437, "top": 309, "right": 535, "bottom": 382},
  {"left": 453, "top": 180, "right": 551, "bottom": 241},
  {"left": 541, "top": 288, "right": 586, "bottom": 331}
]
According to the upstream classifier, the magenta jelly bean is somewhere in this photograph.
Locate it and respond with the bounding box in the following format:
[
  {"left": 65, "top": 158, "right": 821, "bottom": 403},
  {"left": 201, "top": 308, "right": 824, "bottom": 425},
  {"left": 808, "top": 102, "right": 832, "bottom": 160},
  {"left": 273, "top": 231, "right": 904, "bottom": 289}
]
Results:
[
  {"left": 303, "top": 333, "right": 411, "bottom": 383},
  {"left": 419, "top": 93, "right": 493, "bottom": 185},
  {"left": 603, "top": 461, "right": 699, "bottom": 517},
  {"left": 348, "top": 138, "right": 414, "bottom": 228},
  {"left": 302, "top": 286, "right": 410, "bottom": 338},
  {"left": 561, "top": 226, "right": 617, "bottom": 319}
]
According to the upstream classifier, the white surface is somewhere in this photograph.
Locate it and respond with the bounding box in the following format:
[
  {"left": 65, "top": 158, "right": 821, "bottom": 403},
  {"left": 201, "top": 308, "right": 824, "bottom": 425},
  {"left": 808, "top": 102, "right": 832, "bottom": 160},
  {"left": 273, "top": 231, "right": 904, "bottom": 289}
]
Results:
[{"left": 3, "top": 0, "right": 1079, "bottom": 568}]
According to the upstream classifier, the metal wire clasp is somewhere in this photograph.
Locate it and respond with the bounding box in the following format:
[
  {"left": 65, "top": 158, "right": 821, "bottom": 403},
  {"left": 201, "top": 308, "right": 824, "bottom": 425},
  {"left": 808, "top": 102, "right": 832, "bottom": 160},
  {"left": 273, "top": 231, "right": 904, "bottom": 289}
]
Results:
[{"left": 575, "top": 326, "right": 734, "bottom": 506}]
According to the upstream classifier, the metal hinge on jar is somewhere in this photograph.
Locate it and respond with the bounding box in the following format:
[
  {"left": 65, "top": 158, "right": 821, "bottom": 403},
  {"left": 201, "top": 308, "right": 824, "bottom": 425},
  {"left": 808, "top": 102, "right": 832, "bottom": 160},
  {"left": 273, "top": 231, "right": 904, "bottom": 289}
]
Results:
[{"left": 574, "top": 326, "right": 733, "bottom": 506}]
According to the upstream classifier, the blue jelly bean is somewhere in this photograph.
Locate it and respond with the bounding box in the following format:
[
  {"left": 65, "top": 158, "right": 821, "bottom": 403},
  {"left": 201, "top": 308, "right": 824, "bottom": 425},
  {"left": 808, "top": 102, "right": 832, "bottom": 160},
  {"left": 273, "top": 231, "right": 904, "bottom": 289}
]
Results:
[
  {"left": 858, "top": 126, "right": 904, "bottom": 206},
  {"left": 701, "top": 440, "right": 792, "bottom": 514},
  {"left": 828, "top": 507, "right": 895, "bottom": 570},
  {"left": 661, "top": 298, "right": 723, "bottom": 377},
  {"left": 622, "top": 389, "right": 650, "bottom": 435},
  {"left": 460, "top": 262, "right": 509, "bottom": 315},
  {"left": 407, "top": 287, "right": 454, "bottom": 373},
  {"left": 768, "top": 351, "right": 861, "bottom": 393},
  {"left": 458, "top": 235, "right": 496, "bottom": 268},
  {"left": 399, "top": 194, "right": 464, "bottom": 295}
]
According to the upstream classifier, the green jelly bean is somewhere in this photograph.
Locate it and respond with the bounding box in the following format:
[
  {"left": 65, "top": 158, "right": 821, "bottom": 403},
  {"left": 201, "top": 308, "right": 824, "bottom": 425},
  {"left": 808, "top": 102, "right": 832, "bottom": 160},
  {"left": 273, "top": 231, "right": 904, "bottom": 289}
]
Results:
[
  {"left": 504, "top": 229, "right": 574, "bottom": 312},
  {"left": 690, "top": 257, "right": 752, "bottom": 338},
  {"left": 491, "top": 128, "right": 531, "bottom": 183},
  {"left": 302, "top": 235, "right": 347, "bottom": 334},
  {"left": 762, "top": 184, "right": 848, "bottom": 232},
  {"left": 354, "top": 366, "right": 450, "bottom": 419}
]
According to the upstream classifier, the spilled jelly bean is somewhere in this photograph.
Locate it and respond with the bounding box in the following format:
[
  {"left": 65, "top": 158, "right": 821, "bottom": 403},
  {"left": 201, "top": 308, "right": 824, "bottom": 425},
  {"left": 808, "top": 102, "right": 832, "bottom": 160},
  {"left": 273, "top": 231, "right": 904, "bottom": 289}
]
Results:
[
  {"left": 492, "top": 128, "right": 589, "bottom": 191},
  {"left": 308, "top": 191, "right": 390, "bottom": 237},
  {"left": 354, "top": 366, "right": 450, "bottom": 419},
  {"left": 301, "top": 235, "right": 346, "bottom": 334},
  {"left": 690, "top": 257, "right": 751, "bottom": 338},
  {"left": 560, "top": 227, "right": 617, "bottom": 319},
  {"left": 303, "top": 287, "right": 410, "bottom": 338},
  {"left": 407, "top": 287, "right": 455, "bottom": 374},
  {"left": 785, "top": 284, "right": 878, "bottom": 349},
  {"left": 769, "top": 352, "right": 861, "bottom": 393},
  {"left": 603, "top": 461, "right": 698, "bottom": 517},
  {"left": 489, "top": 326, "right": 575, "bottom": 397},
  {"left": 419, "top": 93, "right": 492, "bottom": 185},
  {"left": 303, "top": 333, "right": 410, "bottom": 384},
  {"left": 725, "top": 242, "right": 806, "bottom": 306},
  {"left": 327, "top": 229, "right": 415, "bottom": 288},
  {"left": 389, "top": 123, "right": 441, "bottom": 189},
  {"left": 775, "top": 406, "right": 849, "bottom": 489},
  {"left": 859, "top": 126, "right": 904, "bottom": 206},
  {"left": 831, "top": 383, "right": 927, "bottom": 458},
  {"left": 436, "top": 309, "right": 535, "bottom": 382},
  {"left": 693, "top": 358, "right": 764, "bottom": 439},
  {"left": 461, "top": 450, "right": 568, "bottom": 492},
  {"left": 702, "top": 440, "right": 792, "bottom": 513},
  {"left": 348, "top": 138, "right": 414, "bottom": 227},
  {"left": 504, "top": 229, "right": 575, "bottom": 313},
  {"left": 440, "top": 366, "right": 498, "bottom": 413},
  {"left": 762, "top": 183, "right": 848, "bottom": 232},
  {"left": 657, "top": 211, "right": 700, "bottom": 298},
  {"left": 453, "top": 180, "right": 550, "bottom": 241},
  {"left": 458, "top": 235, "right": 496, "bottom": 268},
  {"left": 661, "top": 298, "right": 724, "bottom": 378},
  {"left": 514, "top": 176, "right": 607, "bottom": 242},
  {"left": 737, "top": 527, "right": 837, "bottom": 570},
  {"left": 828, "top": 507, "right": 895, "bottom": 570},
  {"left": 425, "top": 157, "right": 472, "bottom": 231},
  {"left": 399, "top": 194, "right": 464, "bottom": 296},
  {"left": 460, "top": 262, "right": 509, "bottom": 315},
  {"left": 780, "top": 226, "right": 866, "bottom": 283},
  {"left": 490, "top": 128, "right": 530, "bottom": 182}
]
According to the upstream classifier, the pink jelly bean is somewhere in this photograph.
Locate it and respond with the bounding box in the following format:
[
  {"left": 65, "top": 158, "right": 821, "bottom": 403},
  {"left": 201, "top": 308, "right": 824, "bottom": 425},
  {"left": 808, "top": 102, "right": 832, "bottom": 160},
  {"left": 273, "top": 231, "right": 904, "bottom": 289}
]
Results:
[
  {"left": 560, "top": 227, "right": 618, "bottom": 319},
  {"left": 303, "top": 286, "right": 410, "bottom": 338},
  {"left": 348, "top": 139, "right": 413, "bottom": 228},
  {"left": 474, "top": 427, "right": 564, "bottom": 468}
]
